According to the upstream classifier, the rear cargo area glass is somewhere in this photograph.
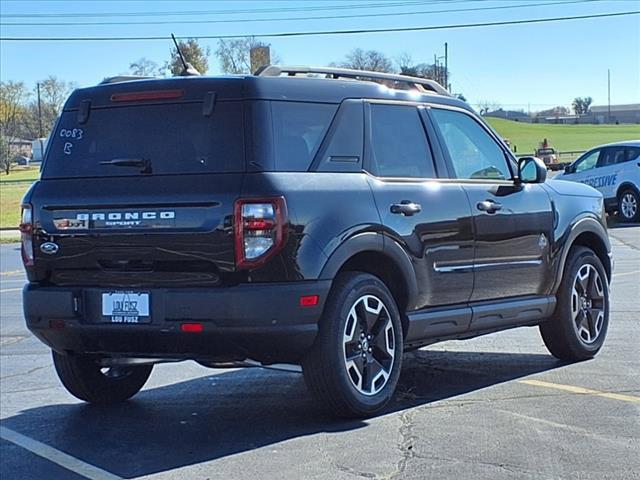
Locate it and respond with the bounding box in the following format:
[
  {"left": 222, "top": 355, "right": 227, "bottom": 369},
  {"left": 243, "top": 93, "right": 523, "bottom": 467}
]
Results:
[{"left": 43, "top": 101, "right": 244, "bottom": 178}]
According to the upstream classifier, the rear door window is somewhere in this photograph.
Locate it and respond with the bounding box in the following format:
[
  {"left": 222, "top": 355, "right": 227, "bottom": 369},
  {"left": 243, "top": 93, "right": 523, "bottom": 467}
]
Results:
[
  {"left": 271, "top": 101, "right": 337, "bottom": 171},
  {"left": 43, "top": 101, "right": 244, "bottom": 178},
  {"left": 368, "top": 104, "right": 436, "bottom": 178},
  {"left": 597, "top": 147, "right": 626, "bottom": 168}
]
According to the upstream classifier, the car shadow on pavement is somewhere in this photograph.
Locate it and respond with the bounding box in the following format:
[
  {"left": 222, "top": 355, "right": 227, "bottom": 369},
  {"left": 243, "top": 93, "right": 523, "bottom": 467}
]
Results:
[{"left": 1, "top": 350, "right": 566, "bottom": 479}]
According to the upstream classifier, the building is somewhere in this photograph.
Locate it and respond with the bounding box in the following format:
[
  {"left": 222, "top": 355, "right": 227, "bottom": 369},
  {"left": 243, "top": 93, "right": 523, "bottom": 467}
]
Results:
[
  {"left": 483, "top": 108, "right": 532, "bottom": 123},
  {"left": 590, "top": 104, "right": 640, "bottom": 124},
  {"left": 6, "top": 136, "right": 32, "bottom": 157}
]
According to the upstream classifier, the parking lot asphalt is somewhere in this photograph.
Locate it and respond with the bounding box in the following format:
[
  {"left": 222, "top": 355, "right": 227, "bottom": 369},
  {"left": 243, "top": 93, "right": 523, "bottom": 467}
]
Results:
[{"left": 1, "top": 222, "right": 638, "bottom": 480}]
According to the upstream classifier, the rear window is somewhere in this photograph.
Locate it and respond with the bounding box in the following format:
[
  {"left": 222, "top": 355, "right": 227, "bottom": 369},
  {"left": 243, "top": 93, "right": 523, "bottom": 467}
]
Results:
[
  {"left": 271, "top": 101, "right": 337, "bottom": 171},
  {"left": 43, "top": 101, "right": 244, "bottom": 178}
]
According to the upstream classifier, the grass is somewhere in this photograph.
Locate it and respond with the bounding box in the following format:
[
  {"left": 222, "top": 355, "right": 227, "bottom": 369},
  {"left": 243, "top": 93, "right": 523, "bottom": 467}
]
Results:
[
  {"left": 486, "top": 118, "right": 640, "bottom": 154},
  {"left": 0, "top": 182, "right": 30, "bottom": 229},
  {"left": 0, "top": 235, "right": 20, "bottom": 244},
  {"left": 0, "top": 166, "right": 41, "bottom": 183}
]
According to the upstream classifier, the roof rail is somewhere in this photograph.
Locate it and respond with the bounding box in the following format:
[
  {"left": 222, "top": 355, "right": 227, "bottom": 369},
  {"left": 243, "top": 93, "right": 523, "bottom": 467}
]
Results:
[
  {"left": 257, "top": 65, "right": 450, "bottom": 96},
  {"left": 99, "top": 75, "right": 155, "bottom": 85}
]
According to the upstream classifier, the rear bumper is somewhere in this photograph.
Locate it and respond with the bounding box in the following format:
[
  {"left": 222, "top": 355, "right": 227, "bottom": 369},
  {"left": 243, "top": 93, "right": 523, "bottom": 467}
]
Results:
[{"left": 23, "top": 281, "right": 331, "bottom": 364}]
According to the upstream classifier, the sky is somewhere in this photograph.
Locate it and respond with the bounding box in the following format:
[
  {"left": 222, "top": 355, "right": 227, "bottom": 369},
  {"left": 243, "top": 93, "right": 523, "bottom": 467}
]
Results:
[{"left": 1, "top": 0, "right": 639, "bottom": 111}]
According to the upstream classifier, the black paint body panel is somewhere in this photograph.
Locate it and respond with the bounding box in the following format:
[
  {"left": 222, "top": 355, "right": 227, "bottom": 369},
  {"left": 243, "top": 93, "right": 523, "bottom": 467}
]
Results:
[{"left": 22, "top": 75, "right": 613, "bottom": 362}]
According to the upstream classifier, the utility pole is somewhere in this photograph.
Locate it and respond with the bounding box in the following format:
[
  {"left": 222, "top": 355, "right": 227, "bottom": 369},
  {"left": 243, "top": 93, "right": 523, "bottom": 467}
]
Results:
[
  {"left": 37, "top": 82, "right": 43, "bottom": 138},
  {"left": 607, "top": 69, "right": 611, "bottom": 124},
  {"left": 444, "top": 42, "right": 448, "bottom": 91}
]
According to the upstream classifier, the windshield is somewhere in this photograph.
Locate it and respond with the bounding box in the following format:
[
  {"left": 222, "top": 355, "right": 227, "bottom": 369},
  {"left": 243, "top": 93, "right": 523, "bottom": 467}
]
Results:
[{"left": 42, "top": 101, "right": 244, "bottom": 178}]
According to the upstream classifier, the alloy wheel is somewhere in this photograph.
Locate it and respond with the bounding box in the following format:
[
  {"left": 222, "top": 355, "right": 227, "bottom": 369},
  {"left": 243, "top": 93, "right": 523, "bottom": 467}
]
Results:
[
  {"left": 342, "top": 295, "right": 396, "bottom": 396},
  {"left": 620, "top": 193, "right": 637, "bottom": 219},
  {"left": 571, "top": 264, "right": 605, "bottom": 344}
]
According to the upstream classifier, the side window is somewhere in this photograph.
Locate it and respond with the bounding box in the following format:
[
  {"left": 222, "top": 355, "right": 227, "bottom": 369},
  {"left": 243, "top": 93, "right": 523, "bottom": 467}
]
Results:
[
  {"left": 574, "top": 150, "right": 600, "bottom": 173},
  {"left": 431, "top": 108, "right": 510, "bottom": 180},
  {"left": 369, "top": 104, "right": 436, "bottom": 178},
  {"left": 626, "top": 147, "right": 640, "bottom": 162},
  {"left": 271, "top": 101, "right": 337, "bottom": 171},
  {"left": 598, "top": 147, "right": 626, "bottom": 167}
]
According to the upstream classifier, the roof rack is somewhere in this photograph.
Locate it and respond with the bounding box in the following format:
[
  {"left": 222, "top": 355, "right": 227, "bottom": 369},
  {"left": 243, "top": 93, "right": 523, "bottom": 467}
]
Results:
[
  {"left": 257, "top": 65, "right": 450, "bottom": 97},
  {"left": 99, "top": 75, "right": 155, "bottom": 85}
]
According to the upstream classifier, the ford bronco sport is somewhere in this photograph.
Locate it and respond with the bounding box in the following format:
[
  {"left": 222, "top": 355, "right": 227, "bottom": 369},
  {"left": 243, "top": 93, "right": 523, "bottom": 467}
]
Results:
[{"left": 21, "top": 66, "right": 613, "bottom": 417}]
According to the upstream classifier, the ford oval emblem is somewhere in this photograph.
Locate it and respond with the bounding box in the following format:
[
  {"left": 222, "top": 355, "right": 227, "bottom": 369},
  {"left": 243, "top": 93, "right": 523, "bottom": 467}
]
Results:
[{"left": 40, "top": 242, "right": 59, "bottom": 255}]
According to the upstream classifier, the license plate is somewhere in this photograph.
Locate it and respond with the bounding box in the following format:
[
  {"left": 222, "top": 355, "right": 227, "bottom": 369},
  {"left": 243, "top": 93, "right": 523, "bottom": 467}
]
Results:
[{"left": 102, "top": 292, "right": 150, "bottom": 323}]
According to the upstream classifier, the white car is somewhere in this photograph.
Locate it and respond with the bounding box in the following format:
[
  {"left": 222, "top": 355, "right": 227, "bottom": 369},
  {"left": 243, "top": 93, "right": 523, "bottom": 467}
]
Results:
[{"left": 555, "top": 140, "right": 640, "bottom": 222}]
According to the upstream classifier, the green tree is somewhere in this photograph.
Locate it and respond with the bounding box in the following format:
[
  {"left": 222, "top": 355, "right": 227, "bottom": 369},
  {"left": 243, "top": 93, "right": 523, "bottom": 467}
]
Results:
[
  {"left": 0, "top": 81, "right": 30, "bottom": 174},
  {"left": 572, "top": 96, "right": 593, "bottom": 115},
  {"left": 168, "top": 38, "right": 210, "bottom": 75}
]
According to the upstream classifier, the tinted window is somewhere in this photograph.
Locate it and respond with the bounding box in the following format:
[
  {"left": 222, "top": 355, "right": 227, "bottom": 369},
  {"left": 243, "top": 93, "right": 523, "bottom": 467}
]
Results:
[
  {"left": 369, "top": 104, "right": 435, "bottom": 178},
  {"left": 574, "top": 150, "right": 600, "bottom": 173},
  {"left": 271, "top": 101, "right": 336, "bottom": 171},
  {"left": 626, "top": 147, "right": 640, "bottom": 162},
  {"left": 43, "top": 102, "right": 244, "bottom": 178},
  {"left": 432, "top": 108, "right": 510, "bottom": 180},
  {"left": 598, "top": 147, "right": 626, "bottom": 167}
]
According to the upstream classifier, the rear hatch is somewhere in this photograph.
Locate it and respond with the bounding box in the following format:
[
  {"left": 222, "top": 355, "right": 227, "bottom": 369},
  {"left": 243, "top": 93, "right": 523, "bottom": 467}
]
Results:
[{"left": 29, "top": 78, "right": 246, "bottom": 287}]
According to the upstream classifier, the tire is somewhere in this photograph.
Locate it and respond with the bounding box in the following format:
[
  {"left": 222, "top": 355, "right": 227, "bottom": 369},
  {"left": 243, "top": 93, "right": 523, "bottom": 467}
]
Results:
[
  {"left": 52, "top": 351, "right": 153, "bottom": 404},
  {"left": 540, "top": 247, "right": 610, "bottom": 361},
  {"left": 617, "top": 188, "right": 640, "bottom": 222},
  {"left": 302, "top": 272, "right": 403, "bottom": 418}
]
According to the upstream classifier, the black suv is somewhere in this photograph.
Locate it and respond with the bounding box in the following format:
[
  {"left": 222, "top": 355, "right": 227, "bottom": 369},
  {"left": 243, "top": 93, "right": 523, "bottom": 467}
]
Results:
[{"left": 21, "top": 66, "right": 613, "bottom": 417}]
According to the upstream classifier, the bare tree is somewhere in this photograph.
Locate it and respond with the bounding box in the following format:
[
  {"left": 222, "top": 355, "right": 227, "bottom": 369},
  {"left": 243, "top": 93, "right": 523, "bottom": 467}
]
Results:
[
  {"left": 129, "top": 57, "right": 162, "bottom": 77},
  {"left": 477, "top": 100, "right": 502, "bottom": 115},
  {"left": 20, "top": 77, "right": 76, "bottom": 139},
  {"left": 396, "top": 52, "right": 448, "bottom": 85},
  {"left": 335, "top": 48, "right": 394, "bottom": 73},
  {"left": 215, "top": 38, "right": 279, "bottom": 74}
]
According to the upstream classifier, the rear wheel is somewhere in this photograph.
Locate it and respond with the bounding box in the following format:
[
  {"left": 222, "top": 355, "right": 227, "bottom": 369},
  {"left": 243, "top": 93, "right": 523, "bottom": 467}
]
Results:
[
  {"left": 303, "top": 272, "right": 403, "bottom": 418},
  {"left": 617, "top": 189, "right": 640, "bottom": 222},
  {"left": 540, "top": 247, "right": 609, "bottom": 361},
  {"left": 52, "top": 351, "right": 153, "bottom": 404}
]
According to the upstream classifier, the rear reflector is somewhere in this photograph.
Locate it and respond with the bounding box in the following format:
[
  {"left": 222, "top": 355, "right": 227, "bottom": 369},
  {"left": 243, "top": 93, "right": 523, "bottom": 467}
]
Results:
[
  {"left": 110, "top": 90, "right": 184, "bottom": 102},
  {"left": 180, "top": 323, "right": 203, "bottom": 333},
  {"left": 300, "top": 295, "right": 319, "bottom": 307}
]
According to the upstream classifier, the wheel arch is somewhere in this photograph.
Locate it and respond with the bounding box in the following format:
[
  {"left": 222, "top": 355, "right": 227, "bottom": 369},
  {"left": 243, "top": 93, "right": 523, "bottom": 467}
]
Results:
[
  {"left": 553, "top": 217, "right": 612, "bottom": 293},
  {"left": 616, "top": 181, "right": 639, "bottom": 199},
  {"left": 319, "top": 233, "right": 419, "bottom": 337}
]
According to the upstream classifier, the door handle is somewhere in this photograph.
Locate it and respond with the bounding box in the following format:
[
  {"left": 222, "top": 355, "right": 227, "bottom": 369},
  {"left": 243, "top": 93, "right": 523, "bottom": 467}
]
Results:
[
  {"left": 476, "top": 200, "right": 502, "bottom": 213},
  {"left": 390, "top": 201, "right": 422, "bottom": 216}
]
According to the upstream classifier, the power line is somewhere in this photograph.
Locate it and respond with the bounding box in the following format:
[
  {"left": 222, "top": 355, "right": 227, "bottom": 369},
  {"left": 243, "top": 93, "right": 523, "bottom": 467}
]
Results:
[
  {"left": 1, "top": 10, "right": 637, "bottom": 41},
  {"left": 0, "top": 0, "right": 466, "bottom": 18},
  {"left": 0, "top": 0, "right": 602, "bottom": 27}
]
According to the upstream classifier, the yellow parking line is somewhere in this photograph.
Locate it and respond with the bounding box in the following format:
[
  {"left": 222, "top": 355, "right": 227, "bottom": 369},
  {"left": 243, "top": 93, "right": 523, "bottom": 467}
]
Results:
[
  {"left": 612, "top": 270, "right": 640, "bottom": 278},
  {"left": 518, "top": 379, "right": 640, "bottom": 404},
  {"left": 0, "top": 288, "right": 22, "bottom": 294}
]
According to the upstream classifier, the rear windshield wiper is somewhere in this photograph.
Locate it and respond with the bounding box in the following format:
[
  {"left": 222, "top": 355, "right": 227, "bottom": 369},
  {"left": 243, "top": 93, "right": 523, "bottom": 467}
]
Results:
[{"left": 99, "top": 158, "right": 152, "bottom": 174}]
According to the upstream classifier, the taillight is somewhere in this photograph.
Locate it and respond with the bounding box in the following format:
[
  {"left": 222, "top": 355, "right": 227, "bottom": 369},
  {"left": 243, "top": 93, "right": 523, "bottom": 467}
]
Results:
[
  {"left": 19, "top": 204, "right": 34, "bottom": 268},
  {"left": 234, "top": 197, "right": 287, "bottom": 269}
]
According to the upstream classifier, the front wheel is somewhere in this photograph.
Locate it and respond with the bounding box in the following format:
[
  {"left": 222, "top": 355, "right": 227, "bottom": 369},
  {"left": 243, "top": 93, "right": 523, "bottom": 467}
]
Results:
[
  {"left": 618, "top": 189, "right": 640, "bottom": 222},
  {"left": 540, "top": 246, "right": 609, "bottom": 361},
  {"left": 52, "top": 351, "right": 153, "bottom": 404},
  {"left": 303, "top": 272, "right": 403, "bottom": 418}
]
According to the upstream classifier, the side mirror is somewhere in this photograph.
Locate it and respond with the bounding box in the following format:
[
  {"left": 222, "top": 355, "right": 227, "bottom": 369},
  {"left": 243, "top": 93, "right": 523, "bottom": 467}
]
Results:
[
  {"left": 564, "top": 165, "right": 573, "bottom": 174},
  {"left": 517, "top": 156, "right": 547, "bottom": 184}
]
